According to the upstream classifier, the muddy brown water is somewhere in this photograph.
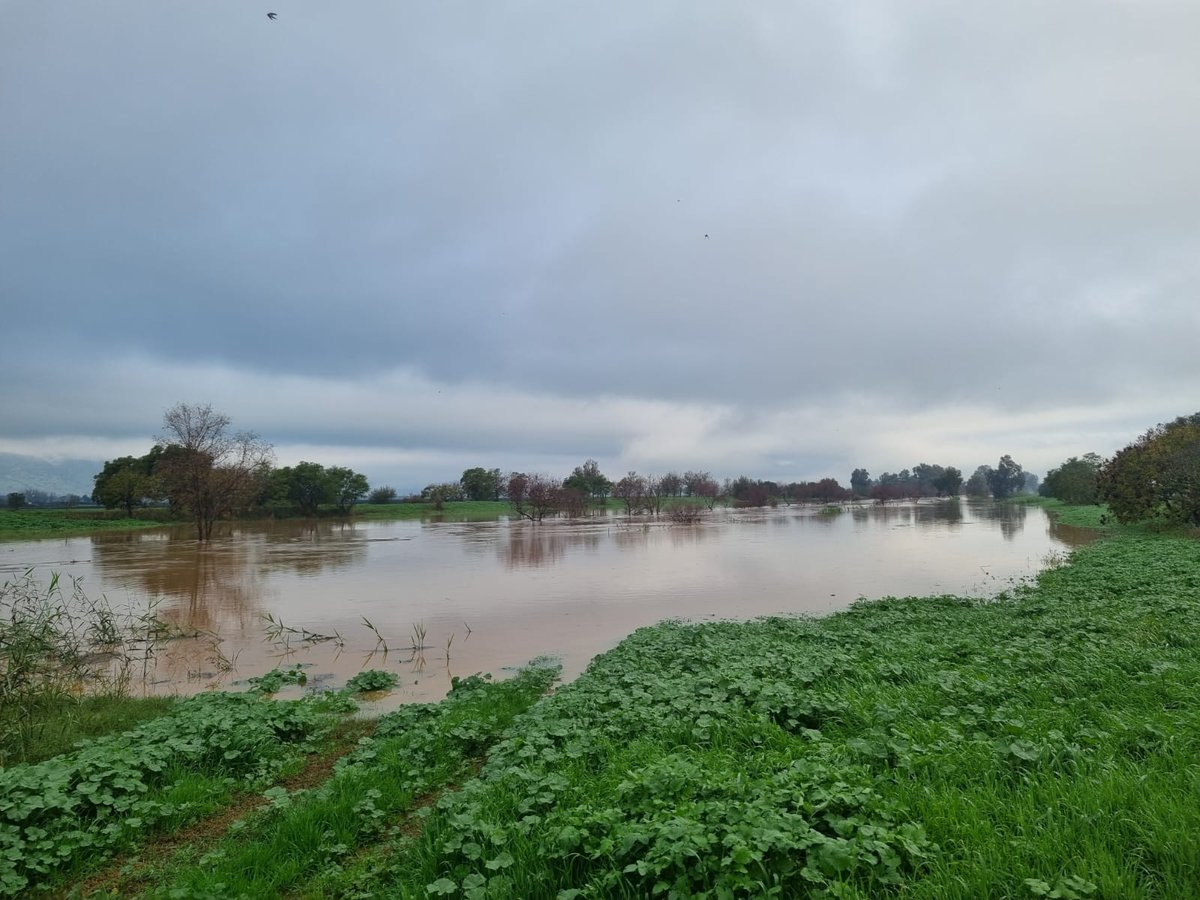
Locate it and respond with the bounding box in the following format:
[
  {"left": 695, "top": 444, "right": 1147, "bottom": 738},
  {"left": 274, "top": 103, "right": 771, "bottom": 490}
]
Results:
[{"left": 2, "top": 501, "right": 1092, "bottom": 710}]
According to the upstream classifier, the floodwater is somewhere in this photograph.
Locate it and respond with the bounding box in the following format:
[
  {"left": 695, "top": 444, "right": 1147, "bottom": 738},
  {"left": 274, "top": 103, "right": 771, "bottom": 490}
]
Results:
[{"left": 2, "top": 501, "right": 1093, "bottom": 708}]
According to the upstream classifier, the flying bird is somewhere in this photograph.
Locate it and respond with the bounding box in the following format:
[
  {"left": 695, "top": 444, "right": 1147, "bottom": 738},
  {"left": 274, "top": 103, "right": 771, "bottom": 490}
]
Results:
[
  {"left": 704, "top": 234, "right": 709, "bottom": 239},
  {"left": 267, "top": 12, "right": 277, "bottom": 20}
]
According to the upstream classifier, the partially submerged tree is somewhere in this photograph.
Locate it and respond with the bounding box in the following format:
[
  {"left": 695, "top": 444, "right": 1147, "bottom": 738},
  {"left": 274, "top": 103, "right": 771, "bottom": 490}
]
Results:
[
  {"left": 965, "top": 465, "right": 992, "bottom": 498},
  {"left": 506, "top": 473, "right": 561, "bottom": 522},
  {"left": 986, "top": 455, "right": 1025, "bottom": 500},
  {"left": 933, "top": 466, "right": 964, "bottom": 497},
  {"left": 156, "top": 403, "right": 274, "bottom": 540},
  {"left": 563, "top": 459, "right": 612, "bottom": 503},
  {"left": 850, "top": 468, "right": 873, "bottom": 497},
  {"left": 613, "top": 472, "right": 648, "bottom": 514}
]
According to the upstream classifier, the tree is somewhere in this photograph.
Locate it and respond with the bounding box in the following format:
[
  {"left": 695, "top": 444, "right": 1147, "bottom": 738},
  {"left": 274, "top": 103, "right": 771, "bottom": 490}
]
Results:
[
  {"left": 986, "top": 455, "right": 1025, "bottom": 500},
  {"left": 368, "top": 486, "right": 397, "bottom": 504},
  {"left": 563, "top": 460, "right": 612, "bottom": 502},
  {"left": 965, "top": 465, "right": 992, "bottom": 498},
  {"left": 1040, "top": 454, "right": 1102, "bottom": 505},
  {"left": 850, "top": 468, "right": 873, "bottom": 497},
  {"left": 5, "top": 493, "right": 26, "bottom": 510},
  {"left": 276, "top": 461, "right": 332, "bottom": 516},
  {"left": 327, "top": 466, "right": 369, "bottom": 514},
  {"left": 506, "top": 473, "right": 561, "bottom": 522},
  {"left": 421, "top": 482, "right": 465, "bottom": 510},
  {"left": 613, "top": 472, "right": 647, "bottom": 514},
  {"left": 643, "top": 475, "right": 664, "bottom": 515},
  {"left": 460, "top": 467, "right": 502, "bottom": 502},
  {"left": 1099, "top": 413, "right": 1200, "bottom": 525},
  {"left": 156, "top": 403, "right": 274, "bottom": 540},
  {"left": 692, "top": 475, "right": 721, "bottom": 509},
  {"left": 92, "top": 448, "right": 164, "bottom": 517},
  {"left": 658, "top": 472, "right": 683, "bottom": 497},
  {"left": 933, "top": 466, "right": 963, "bottom": 497}
]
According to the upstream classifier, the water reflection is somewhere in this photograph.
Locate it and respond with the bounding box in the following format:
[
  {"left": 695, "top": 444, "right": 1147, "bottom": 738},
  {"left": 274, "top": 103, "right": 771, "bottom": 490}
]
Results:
[
  {"left": 966, "top": 499, "right": 1026, "bottom": 540},
  {"left": 8, "top": 501, "right": 1094, "bottom": 706}
]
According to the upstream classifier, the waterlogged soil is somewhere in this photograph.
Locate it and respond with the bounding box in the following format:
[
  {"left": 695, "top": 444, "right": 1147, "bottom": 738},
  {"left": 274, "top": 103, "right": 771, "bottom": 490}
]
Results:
[{"left": 1, "top": 500, "right": 1091, "bottom": 706}]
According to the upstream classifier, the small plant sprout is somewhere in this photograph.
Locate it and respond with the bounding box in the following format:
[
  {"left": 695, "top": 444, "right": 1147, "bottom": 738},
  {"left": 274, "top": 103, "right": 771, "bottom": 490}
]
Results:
[
  {"left": 444, "top": 632, "right": 454, "bottom": 661},
  {"left": 362, "top": 616, "right": 390, "bottom": 653},
  {"left": 410, "top": 620, "right": 428, "bottom": 651}
]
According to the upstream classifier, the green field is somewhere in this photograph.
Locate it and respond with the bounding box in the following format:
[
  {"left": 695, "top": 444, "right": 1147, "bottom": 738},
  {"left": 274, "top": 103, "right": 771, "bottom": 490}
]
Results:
[
  {"left": 0, "top": 501, "right": 517, "bottom": 541},
  {"left": 0, "top": 508, "right": 172, "bottom": 541},
  {"left": 4, "top": 510, "right": 1200, "bottom": 897}
]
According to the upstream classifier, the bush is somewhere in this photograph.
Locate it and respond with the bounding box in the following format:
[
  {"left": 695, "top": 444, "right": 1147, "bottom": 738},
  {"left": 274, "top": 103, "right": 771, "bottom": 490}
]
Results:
[{"left": 367, "top": 486, "right": 397, "bottom": 504}]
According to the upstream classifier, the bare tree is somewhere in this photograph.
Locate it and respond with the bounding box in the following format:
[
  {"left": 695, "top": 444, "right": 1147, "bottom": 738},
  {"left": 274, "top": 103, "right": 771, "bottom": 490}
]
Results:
[
  {"left": 506, "top": 472, "right": 562, "bottom": 522},
  {"left": 157, "top": 403, "right": 274, "bottom": 540},
  {"left": 643, "top": 475, "right": 664, "bottom": 515},
  {"left": 613, "top": 471, "right": 647, "bottom": 515},
  {"left": 693, "top": 475, "right": 721, "bottom": 510}
]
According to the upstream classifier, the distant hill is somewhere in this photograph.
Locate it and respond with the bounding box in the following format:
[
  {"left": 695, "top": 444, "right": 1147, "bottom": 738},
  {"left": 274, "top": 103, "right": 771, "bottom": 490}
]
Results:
[{"left": 0, "top": 453, "right": 101, "bottom": 497}]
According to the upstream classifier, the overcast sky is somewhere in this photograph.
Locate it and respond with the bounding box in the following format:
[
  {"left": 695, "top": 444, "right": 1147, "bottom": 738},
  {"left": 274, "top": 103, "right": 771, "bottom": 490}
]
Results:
[{"left": 3, "top": 0, "right": 1198, "bottom": 492}]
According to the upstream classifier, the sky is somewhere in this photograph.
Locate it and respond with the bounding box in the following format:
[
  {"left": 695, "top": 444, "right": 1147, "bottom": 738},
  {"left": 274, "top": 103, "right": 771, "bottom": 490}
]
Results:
[{"left": 3, "top": 0, "right": 1198, "bottom": 494}]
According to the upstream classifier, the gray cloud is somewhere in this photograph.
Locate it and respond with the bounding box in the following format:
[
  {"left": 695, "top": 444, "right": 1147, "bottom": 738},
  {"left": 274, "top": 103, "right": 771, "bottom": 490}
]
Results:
[{"left": 3, "top": 1, "right": 1198, "bottom": 489}]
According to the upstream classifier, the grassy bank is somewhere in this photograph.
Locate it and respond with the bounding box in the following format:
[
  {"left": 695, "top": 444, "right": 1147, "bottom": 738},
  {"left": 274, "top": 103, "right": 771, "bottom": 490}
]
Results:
[
  {"left": 10, "top": 513, "right": 1200, "bottom": 897},
  {"left": 0, "top": 508, "right": 171, "bottom": 541},
  {"left": 1010, "top": 495, "right": 1113, "bottom": 529},
  {"left": 0, "top": 501, "right": 520, "bottom": 541}
]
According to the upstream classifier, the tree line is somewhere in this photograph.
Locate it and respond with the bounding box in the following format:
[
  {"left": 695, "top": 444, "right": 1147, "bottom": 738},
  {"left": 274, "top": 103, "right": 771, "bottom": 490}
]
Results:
[
  {"left": 402, "top": 454, "right": 1037, "bottom": 523},
  {"left": 92, "top": 403, "right": 370, "bottom": 540},
  {"left": 94, "top": 403, "right": 1200, "bottom": 538},
  {"left": 1039, "top": 412, "right": 1200, "bottom": 526}
]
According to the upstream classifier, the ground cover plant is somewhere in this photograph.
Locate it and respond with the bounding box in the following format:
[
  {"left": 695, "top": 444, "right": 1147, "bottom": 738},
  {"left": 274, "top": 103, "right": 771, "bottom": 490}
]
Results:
[
  {"left": 0, "top": 509, "right": 169, "bottom": 541},
  {"left": 22, "top": 517, "right": 1200, "bottom": 898},
  {"left": 0, "top": 690, "right": 349, "bottom": 895},
  {"left": 134, "top": 666, "right": 559, "bottom": 898},
  {"left": 353, "top": 530, "right": 1200, "bottom": 898}
]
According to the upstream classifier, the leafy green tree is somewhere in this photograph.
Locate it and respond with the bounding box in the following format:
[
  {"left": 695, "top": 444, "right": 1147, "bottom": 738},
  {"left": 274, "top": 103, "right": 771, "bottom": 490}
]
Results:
[
  {"left": 460, "top": 467, "right": 502, "bottom": 501},
  {"left": 327, "top": 466, "right": 369, "bottom": 514},
  {"left": 421, "top": 482, "right": 466, "bottom": 510},
  {"left": 5, "top": 492, "right": 26, "bottom": 510},
  {"left": 850, "top": 468, "right": 873, "bottom": 497},
  {"left": 933, "top": 466, "right": 963, "bottom": 497},
  {"left": 92, "top": 448, "right": 164, "bottom": 517},
  {"left": 1040, "top": 454, "right": 1102, "bottom": 505},
  {"left": 368, "top": 486, "right": 397, "bottom": 504},
  {"left": 1099, "top": 413, "right": 1200, "bottom": 525},
  {"left": 563, "top": 459, "right": 612, "bottom": 502},
  {"left": 275, "top": 462, "right": 331, "bottom": 516},
  {"left": 986, "top": 455, "right": 1025, "bottom": 499},
  {"left": 965, "top": 465, "right": 992, "bottom": 497}
]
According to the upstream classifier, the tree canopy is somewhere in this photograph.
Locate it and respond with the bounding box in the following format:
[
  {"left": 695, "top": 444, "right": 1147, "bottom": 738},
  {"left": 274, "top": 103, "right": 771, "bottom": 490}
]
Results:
[
  {"left": 1099, "top": 413, "right": 1200, "bottom": 525},
  {"left": 1040, "top": 453, "right": 1102, "bottom": 505}
]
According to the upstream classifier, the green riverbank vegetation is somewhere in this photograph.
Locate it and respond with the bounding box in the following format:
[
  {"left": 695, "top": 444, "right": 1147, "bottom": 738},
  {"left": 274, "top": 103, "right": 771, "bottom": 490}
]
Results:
[{"left": 1, "top": 515, "right": 1198, "bottom": 896}]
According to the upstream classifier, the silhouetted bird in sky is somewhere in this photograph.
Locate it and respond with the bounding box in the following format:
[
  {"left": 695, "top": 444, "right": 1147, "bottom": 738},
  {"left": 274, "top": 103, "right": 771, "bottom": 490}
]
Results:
[
  {"left": 704, "top": 234, "right": 709, "bottom": 239},
  {"left": 267, "top": 12, "right": 277, "bottom": 20}
]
